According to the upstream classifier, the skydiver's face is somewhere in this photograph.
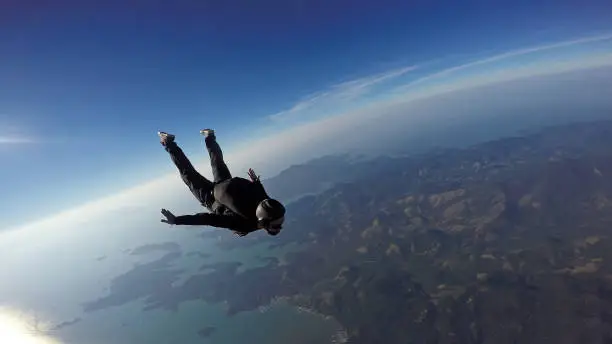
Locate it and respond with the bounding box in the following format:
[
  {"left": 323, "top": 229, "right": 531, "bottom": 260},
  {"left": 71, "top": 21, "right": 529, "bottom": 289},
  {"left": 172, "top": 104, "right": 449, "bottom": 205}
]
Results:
[
  {"left": 258, "top": 216, "right": 284, "bottom": 235},
  {"left": 265, "top": 225, "right": 282, "bottom": 236}
]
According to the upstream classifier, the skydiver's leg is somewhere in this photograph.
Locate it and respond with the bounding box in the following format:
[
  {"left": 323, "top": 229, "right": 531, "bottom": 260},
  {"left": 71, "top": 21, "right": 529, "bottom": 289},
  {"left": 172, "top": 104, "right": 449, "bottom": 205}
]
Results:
[
  {"left": 201, "top": 130, "right": 232, "bottom": 183},
  {"left": 163, "top": 140, "right": 214, "bottom": 207}
]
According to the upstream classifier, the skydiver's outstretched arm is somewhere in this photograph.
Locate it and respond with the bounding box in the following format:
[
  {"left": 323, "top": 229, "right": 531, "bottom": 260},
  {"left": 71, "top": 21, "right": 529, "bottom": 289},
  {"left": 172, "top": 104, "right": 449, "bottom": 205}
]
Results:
[{"left": 160, "top": 209, "right": 254, "bottom": 235}]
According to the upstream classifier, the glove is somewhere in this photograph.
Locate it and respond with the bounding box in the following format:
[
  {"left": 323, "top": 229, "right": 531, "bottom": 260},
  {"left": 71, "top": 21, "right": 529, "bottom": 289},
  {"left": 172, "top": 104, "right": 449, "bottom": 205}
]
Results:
[
  {"left": 247, "top": 168, "right": 260, "bottom": 183},
  {"left": 233, "top": 230, "right": 249, "bottom": 237},
  {"left": 160, "top": 208, "right": 177, "bottom": 225}
]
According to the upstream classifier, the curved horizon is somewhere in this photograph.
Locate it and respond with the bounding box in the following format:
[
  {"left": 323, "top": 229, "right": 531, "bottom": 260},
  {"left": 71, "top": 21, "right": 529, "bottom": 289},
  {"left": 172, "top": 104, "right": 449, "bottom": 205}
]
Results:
[{"left": 4, "top": 33, "right": 612, "bottom": 233}]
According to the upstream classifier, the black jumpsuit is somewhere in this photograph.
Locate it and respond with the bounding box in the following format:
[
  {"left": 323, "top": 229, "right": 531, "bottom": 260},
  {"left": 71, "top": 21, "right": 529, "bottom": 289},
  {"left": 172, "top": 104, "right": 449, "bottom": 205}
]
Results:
[{"left": 164, "top": 135, "right": 270, "bottom": 232}]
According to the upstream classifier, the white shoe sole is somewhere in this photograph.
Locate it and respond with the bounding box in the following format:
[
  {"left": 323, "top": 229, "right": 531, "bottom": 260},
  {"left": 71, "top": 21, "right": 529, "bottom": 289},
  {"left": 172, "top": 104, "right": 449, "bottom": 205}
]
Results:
[{"left": 158, "top": 132, "right": 175, "bottom": 141}]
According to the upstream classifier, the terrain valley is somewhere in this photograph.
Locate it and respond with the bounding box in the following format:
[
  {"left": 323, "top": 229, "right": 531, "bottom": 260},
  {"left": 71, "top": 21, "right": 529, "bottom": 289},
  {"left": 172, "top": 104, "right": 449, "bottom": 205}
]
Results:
[{"left": 81, "top": 119, "right": 612, "bottom": 344}]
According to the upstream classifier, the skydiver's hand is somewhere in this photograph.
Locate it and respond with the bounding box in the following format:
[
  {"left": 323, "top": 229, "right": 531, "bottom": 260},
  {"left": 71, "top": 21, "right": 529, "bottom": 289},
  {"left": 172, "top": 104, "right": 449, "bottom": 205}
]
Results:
[
  {"left": 160, "top": 208, "right": 177, "bottom": 225},
  {"left": 247, "top": 168, "right": 260, "bottom": 183}
]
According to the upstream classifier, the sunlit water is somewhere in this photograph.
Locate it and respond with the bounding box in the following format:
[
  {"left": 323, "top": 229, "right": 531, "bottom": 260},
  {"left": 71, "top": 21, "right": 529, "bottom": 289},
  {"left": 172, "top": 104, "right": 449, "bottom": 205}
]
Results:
[{"left": 0, "top": 307, "right": 63, "bottom": 344}]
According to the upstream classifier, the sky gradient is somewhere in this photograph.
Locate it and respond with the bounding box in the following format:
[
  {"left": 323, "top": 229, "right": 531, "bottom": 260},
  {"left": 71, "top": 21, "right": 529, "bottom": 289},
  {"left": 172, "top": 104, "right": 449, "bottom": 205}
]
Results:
[{"left": 2, "top": 0, "right": 612, "bottom": 229}]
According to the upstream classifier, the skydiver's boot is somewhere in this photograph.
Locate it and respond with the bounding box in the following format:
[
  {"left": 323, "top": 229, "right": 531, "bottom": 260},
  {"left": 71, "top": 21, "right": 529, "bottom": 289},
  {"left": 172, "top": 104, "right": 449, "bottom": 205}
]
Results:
[
  {"left": 200, "top": 128, "right": 215, "bottom": 138},
  {"left": 158, "top": 131, "right": 176, "bottom": 146}
]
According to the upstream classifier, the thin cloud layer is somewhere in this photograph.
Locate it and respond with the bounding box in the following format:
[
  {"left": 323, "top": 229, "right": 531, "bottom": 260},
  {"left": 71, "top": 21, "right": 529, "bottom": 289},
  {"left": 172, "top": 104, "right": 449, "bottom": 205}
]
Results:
[
  {"left": 0, "top": 136, "right": 35, "bottom": 144},
  {"left": 0, "top": 122, "right": 35, "bottom": 144},
  {"left": 395, "top": 32, "right": 612, "bottom": 92},
  {"left": 268, "top": 65, "right": 418, "bottom": 122},
  {"left": 268, "top": 32, "right": 612, "bottom": 124}
]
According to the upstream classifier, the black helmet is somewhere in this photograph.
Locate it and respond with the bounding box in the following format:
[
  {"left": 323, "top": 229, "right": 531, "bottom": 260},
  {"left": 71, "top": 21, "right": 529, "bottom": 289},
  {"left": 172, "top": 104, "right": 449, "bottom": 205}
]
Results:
[{"left": 256, "top": 199, "right": 286, "bottom": 231}]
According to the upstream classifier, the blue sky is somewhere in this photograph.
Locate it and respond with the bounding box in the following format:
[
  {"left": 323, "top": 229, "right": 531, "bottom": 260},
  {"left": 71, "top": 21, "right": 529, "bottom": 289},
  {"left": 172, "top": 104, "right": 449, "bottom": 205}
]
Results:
[{"left": 1, "top": 0, "right": 612, "bottom": 229}]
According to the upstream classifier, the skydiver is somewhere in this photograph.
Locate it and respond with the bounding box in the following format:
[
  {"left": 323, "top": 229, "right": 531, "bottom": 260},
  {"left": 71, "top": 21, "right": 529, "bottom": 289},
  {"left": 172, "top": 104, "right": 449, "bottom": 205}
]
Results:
[{"left": 157, "top": 129, "right": 286, "bottom": 237}]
